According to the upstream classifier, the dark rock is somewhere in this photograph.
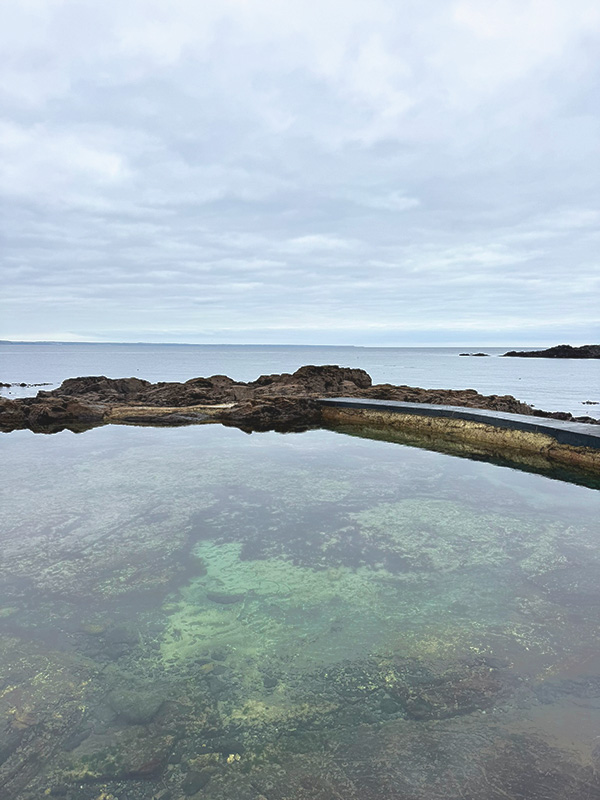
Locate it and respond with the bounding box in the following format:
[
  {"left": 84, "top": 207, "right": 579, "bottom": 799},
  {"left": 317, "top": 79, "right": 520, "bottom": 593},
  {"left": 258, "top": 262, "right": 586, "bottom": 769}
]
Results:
[
  {"left": 205, "top": 676, "right": 227, "bottom": 697},
  {"left": 219, "top": 397, "right": 322, "bottom": 433},
  {"left": 361, "top": 384, "right": 535, "bottom": 415},
  {"left": 204, "top": 737, "right": 245, "bottom": 754},
  {"left": 380, "top": 698, "right": 402, "bottom": 714},
  {"left": 101, "top": 623, "right": 141, "bottom": 659},
  {"left": 107, "top": 687, "right": 165, "bottom": 725},
  {"left": 459, "top": 352, "right": 489, "bottom": 356},
  {"left": 503, "top": 344, "right": 600, "bottom": 359},
  {"left": 182, "top": 769, "right": 212, "bottom": 794},
  {"left": 263, "top": 675, "right": 278, "bottom": 689},
  {"left": 40, "top": 375, "right": 150, "bottom": 401},
  {"left": 0, "top": 396, "right": 105, "bottom": 433},
  {"left": 2, "top": 362, "right": 597, "bottom": 434}
]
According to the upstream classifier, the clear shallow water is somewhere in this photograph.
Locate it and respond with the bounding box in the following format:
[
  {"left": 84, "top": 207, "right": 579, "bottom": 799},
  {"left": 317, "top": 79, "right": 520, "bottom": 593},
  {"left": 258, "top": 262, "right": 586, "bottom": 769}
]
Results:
[
  {"left": 1, "top": 342, "right": 599, "bottom": 416},
  {"left": 1, "top": 424, "right": 600, "bottom": 799}
]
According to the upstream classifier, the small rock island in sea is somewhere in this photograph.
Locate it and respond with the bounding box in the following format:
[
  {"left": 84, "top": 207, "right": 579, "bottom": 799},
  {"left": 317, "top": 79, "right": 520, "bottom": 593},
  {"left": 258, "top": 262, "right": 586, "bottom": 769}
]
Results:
[{"left": 503, "top": 344, "right": 600, "bottom": 359}]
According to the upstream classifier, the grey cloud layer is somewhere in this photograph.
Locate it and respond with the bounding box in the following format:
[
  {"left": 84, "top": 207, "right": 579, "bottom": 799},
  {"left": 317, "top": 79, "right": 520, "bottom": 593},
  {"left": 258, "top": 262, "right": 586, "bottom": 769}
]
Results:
[{"left": 1, "top": 0, "right": 599, "bottom": 343}]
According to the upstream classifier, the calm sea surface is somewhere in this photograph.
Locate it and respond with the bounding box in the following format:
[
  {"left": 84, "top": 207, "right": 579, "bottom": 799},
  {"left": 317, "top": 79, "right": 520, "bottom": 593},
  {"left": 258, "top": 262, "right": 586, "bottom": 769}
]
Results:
[
  {"left": 1, "top": 342, "right": 599, "bottom": 416},
  {"left": 1, "top": 423, "right": 600, "bottom": 798}
]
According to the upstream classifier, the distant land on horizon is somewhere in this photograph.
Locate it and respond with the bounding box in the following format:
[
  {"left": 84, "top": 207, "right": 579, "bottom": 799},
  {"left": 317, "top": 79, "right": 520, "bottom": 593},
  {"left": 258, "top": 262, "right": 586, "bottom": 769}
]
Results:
[{"left": 0, "top": 340, "right": 584, "bottom": 350}]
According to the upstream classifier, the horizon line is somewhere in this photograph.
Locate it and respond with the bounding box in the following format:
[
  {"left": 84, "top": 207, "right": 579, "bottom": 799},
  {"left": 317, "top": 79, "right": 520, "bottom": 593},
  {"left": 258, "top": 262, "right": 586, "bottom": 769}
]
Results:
[{"left": 0, "top": 339, "right": 561, "bottom": 349}]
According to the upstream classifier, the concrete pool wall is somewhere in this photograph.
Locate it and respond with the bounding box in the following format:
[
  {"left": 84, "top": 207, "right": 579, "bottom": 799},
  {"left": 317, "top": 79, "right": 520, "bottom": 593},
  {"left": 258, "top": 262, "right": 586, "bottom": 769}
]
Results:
[{"left": 318, "top": 398, "right": 600, "bottom": 474}]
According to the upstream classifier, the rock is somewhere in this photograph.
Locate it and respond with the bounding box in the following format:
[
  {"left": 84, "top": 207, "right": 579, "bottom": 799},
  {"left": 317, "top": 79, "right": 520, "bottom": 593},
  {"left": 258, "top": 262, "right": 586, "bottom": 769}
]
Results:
[
  {"left": 360, "top": 384, "right": 535, "bottom": 415},
  {"left": 40, "top": 375, "right": 150, "bottom": 401},
  {"left": 107, "top": 687, "right": 166, "bottom": 725},
  {"left": 0, "top": 396, "right": 105, "bottom": 433},
  {"left": 101, "top": 623, "right": 141, "bottom": 659},
  {"left": 219, "top": 397, "right": 322, "bottom": 433},
  {"left": 205, "top": 676, "right": 227, "bottom": 697},
  {"left": 459, "top": 352, "right": 489, "bottom": 356},
  {"left": 182, "top": 769, "right": 212, "bottom": 794},
  {"left": 503, "top": 344, "right": 600, "bottom": 359},
  {"left": 206, "top": 591, "right": 245, "bottom": 604},
  {"left": 380, "top": 698, "right": 402, "bottom": 714},
  {"left": 2, "top": 363, "right": 597, "bottom": 434},
  {"left": 61, "top": 727, "right": 173, "bottom": 782}
]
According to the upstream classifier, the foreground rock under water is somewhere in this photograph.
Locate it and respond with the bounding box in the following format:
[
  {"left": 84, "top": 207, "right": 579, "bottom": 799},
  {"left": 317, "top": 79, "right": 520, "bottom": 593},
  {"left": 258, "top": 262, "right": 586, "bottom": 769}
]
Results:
[{"left": 1, "top": 364, "right": 598, "bottom": 434}]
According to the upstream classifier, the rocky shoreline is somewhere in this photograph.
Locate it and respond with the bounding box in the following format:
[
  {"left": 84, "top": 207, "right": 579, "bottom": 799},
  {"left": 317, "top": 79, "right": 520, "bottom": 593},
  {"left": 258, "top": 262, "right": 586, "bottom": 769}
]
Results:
[{"left": 0, "top": 364, "right": 598, "bottom": 434}]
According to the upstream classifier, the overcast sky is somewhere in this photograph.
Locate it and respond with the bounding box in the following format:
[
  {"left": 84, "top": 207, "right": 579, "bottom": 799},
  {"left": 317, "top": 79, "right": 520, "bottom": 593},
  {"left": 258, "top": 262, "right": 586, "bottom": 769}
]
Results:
[{"left": 1, "top": 0, "right": 599, "bottom": 345}]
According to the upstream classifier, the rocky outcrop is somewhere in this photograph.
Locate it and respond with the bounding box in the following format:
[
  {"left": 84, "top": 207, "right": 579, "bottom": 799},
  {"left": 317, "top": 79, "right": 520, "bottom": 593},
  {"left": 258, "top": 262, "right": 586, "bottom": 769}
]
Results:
[
  {"left": 0, "top": 364, "right": 597, "bottom": 434},
  {"left": 219, "top": 397, "right": 322, "bottom": 433},
  {"left": 40, "top": 365, "right": 373, "bottom": 407},
  {"left": 358, "top": 384, "right": 535, "bottom": 415},
  {"left": 0, "top": 396, "right": 105, "bottom": 433},
  {"left": 37, "top": 375, "right": 151, "bottom": 402},
  {"left": 503, "top": 344, "right": 600, "bottom": 359}
]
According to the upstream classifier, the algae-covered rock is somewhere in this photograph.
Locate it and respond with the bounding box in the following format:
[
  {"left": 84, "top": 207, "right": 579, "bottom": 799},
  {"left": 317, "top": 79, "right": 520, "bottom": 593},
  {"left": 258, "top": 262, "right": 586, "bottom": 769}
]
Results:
[
  {"left": 107, "top": 686, "right": 166, "bottom": 725},
  {"left": 58, "top": 727, "right": 174, "bottom": 783},
  {"left": 206, "top": 590, "right": 245, "bottom": 604}
]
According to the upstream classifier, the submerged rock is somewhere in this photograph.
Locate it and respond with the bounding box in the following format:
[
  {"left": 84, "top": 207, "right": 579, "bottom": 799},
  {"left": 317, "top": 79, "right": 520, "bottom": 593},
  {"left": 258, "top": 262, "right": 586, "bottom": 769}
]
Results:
[
  {"left": 107, "top": 687, "right": 166, "bottom": 725},
  {"left": 206, "top": 591, "right": 245, "bottom": 604}
]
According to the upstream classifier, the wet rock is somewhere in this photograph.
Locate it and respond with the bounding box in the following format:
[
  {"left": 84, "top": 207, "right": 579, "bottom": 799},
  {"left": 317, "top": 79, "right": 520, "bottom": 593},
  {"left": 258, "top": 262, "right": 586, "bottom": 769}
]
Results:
[
  {"left": 0, "top": 396, "right": 105, "bottom": 433},
  {"left": 205, "top": 676, "right": 227, "bottom": 697},
  {"left": 203, "top": 737, "right": 245, "bottom": 755},
  {"left": 3, "top": 362, "right": 596, "bottom": 434},
  {"left": 219, "top": 397, "right": 322, "bottom": 433},
  {"left": 107, "top": 687, "right": 166, "bottom": 725},
  {"left": 182, "top": 768, "right": 212, "bottom": 794},
  {"left": 62, "top": 727, "right": 174, "bottom": 782},
  {"left": 0, "top": 717, "right": 25, "bottom": 765},
  {"left": 206, "top": 591, "right": 245, "bottom": 604},
  {"left": 62, "top": 721, "right": 93, "bottom": 751},
  {"left": 102, "top": 623, "right": 141, "bottom": 659},
  {"left": 380, "top": 698, "right": 402, "bottom": 714}
]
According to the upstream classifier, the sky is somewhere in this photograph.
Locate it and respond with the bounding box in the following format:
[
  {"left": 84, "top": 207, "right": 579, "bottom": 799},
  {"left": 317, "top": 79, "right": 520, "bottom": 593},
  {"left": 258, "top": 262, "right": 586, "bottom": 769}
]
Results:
[{"left": 1, "top": 0, "right": 599, "bottom": 346}]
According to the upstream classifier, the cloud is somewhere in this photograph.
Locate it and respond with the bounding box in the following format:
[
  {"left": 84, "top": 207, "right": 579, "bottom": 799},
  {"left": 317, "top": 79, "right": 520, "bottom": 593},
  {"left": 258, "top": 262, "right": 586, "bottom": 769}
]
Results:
[{"left": 1, "top": 1, "right": 599, "bottom": 344}]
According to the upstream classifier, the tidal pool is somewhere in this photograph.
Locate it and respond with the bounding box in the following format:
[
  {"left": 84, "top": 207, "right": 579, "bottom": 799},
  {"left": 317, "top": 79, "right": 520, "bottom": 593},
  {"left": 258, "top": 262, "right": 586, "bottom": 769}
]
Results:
[{"left": 1, "top": 424, "right": 599, "bottom": 799}]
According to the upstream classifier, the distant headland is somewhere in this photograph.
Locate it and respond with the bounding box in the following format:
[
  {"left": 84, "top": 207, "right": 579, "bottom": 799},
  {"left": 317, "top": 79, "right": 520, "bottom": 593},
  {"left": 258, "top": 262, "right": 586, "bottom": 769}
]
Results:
[{"left": 503, "top": 344, "right": 600, "bottom": 359}]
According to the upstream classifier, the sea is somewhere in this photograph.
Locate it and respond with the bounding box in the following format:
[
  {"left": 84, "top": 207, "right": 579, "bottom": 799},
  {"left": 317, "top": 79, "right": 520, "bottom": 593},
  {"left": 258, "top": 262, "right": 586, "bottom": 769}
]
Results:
[{"left": 1, "top": 341, "right": 599, "bottom": 417}]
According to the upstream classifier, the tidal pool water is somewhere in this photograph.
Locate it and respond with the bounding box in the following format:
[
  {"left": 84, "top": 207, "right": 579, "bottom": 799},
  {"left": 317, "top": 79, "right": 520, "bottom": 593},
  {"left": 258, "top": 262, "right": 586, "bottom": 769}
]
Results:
[{"left": 1, "top": 424, "right": 600, "bottom": 799}]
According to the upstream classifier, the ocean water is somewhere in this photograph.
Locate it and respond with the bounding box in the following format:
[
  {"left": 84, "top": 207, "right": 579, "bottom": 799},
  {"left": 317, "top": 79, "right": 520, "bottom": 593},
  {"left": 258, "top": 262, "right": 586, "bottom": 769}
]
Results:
[
  {"left": 1, "top": 341, "right": 599, "bottom": 416},
  {"left": 1, "top": 422, "right": 600, "bottom": 799}
]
